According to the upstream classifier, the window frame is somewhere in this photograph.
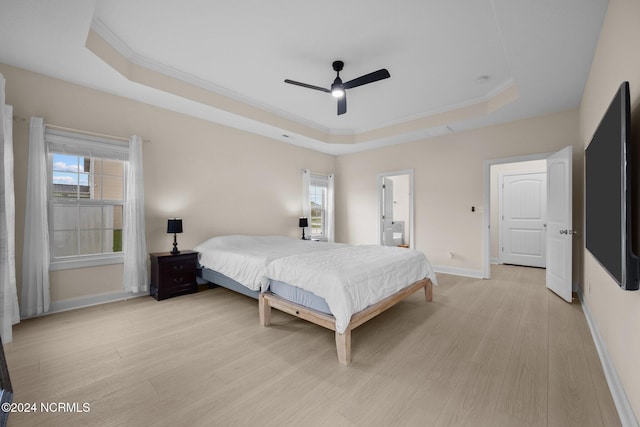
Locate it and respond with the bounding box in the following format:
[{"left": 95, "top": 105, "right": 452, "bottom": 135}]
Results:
[
  {"left": 309, "top": 174, "right": 328, "bottom": 240},
  {"left": 46, "top": 129, "right": 128, "bottom": 271}
]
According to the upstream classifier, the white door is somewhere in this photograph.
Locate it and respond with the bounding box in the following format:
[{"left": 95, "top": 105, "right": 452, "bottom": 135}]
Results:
[
  {"left": 500, "top": 171, "right": 547, "bottom": 267},
  {"left": 546, "top": 146, "right": 573, "bottom": 302},
  {"left": 382, "top": 178, "right": 395, "bottom": 246}
]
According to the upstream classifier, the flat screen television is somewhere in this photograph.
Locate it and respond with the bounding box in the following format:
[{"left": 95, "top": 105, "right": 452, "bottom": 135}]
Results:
[{"left": 585, "top": 81, "right": 639, "bottom": 290}]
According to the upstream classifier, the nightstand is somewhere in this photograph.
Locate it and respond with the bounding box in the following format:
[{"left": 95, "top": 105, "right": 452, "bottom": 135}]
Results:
[{"left": 149, "top": 250, "right": 198, "bottom": 300}]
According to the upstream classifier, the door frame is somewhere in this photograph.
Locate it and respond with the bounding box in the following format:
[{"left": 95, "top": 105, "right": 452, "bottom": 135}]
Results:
[
  {"left": 482, "top": 153, "right": 551, "bottom": 279},
  {"left": 377, "top": 169, "right": 415, "bottom": 249}
]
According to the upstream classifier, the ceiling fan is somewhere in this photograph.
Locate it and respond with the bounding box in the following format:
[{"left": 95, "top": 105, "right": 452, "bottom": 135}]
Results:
[{"left": 284, "top": 60, "right": 390, "bottom": 115}]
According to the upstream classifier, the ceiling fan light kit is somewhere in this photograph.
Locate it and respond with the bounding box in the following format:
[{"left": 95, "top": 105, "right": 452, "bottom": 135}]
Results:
[
  {"left": 331, "top": 60, "right": 345, "bottom": 98},
  {"left": 285, "top": 60, "right": 390, "bottom": 115},
  {"left": 331, "top": 80, "right": 345, "bottom": 98}
]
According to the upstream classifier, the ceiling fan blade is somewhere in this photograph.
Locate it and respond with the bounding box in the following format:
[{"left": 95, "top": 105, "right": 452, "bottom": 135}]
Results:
[
  {"left": 284, "top": 79, "right": 331, "bottom": 93},
  {"left": 343, "top": 69, "right": 390, "bottom": 89},
  {"left": 337, "top": 94, "right": 347, "bottom": 115}
]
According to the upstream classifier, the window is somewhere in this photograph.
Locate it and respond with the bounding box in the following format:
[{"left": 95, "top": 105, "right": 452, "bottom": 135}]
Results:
[
  {"left": 309, "top": 175, "right": 328, "bottom": 238},
  {"left": 46, "top": 129, "right": 128, "bottom": 270},
  {"left": 302, "top": 170, "right": 334, "bottom": 242}
]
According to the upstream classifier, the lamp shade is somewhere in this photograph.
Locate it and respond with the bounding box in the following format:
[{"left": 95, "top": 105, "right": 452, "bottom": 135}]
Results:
[
  {"left": 167, "top": 218, "right": 183, "bottom": 234},
  {"left": 299, "top": 217, "right": 309, "bottom": 228}
]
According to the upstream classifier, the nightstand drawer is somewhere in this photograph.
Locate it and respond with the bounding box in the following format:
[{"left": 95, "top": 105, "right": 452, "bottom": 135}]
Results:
[
  {"left": 150, "top": 250, "right": 198, "bottom": 300},
  {"left": 158, "top": 262, "right": 196, "bottom": 277},
  {"left": 159, "top": 267, "right": 195, "bottom": 285}
]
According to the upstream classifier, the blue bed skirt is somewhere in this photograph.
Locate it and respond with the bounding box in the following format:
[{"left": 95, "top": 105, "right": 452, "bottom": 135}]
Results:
[{"left": 198, "top": 268, "right": 331, "bottom": 314}]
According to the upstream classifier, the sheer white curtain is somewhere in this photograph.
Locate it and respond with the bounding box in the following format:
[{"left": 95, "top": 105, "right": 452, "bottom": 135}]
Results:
[
  {"left": 327, "top": 174, "right": 335, "bottom": 243},
  {"left": 122, "top": 135, "right": 148, "bottom": 293},
  {"left": 302, "top": 169, "right": 311, "bottom": 220},
  {"left": 0, "top": 75, "right": 20, "bottom": 342},
  {"left": 21, "top": 117, "right": 50, "bottom": 317}
]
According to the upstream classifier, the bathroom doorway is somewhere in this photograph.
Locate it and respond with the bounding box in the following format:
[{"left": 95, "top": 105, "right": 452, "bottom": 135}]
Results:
[{"left": 377, "top": 170, "right": 414, "bottom": 249}]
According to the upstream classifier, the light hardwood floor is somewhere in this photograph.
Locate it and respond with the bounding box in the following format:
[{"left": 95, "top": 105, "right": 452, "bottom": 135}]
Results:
[{"left": 4, "top": 265, "right": 621, "bottom": 426}]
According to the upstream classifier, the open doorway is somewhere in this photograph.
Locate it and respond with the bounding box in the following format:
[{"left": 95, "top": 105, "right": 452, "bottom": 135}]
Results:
[
  {"left": 483, "top": 153, "right": 549, "bottom": 278},
  {"left": 492, "top": 160, "right": 548, "bottom": 268},
  {"left": 377, "top": 170, "right": 414, "bottom": 249},
  {"left": 484, "top": 148, "right": 574, "bottom": 301}
]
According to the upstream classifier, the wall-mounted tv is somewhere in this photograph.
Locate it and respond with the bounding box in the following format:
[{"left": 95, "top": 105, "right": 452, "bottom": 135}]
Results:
[{"left": 585, "top": 81, "right": 639, "bottom": 290}]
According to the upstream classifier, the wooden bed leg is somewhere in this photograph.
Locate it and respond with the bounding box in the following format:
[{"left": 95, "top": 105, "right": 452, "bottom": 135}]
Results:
[
  {"left": 424, "top": 280, "right": 433, "bottom": 302},
  {"left": 335, "top": 330, "right": 352, "bottom": 366},
  {"left": 259, "top": 293, "right": 271, "bottom": 326}
]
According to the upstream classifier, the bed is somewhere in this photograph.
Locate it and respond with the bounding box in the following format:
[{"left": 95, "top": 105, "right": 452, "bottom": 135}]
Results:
[{"left": 194, "top": 235, "right": 436, "bottom": 365}]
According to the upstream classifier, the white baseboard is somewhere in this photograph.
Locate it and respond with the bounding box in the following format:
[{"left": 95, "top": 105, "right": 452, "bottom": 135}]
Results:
[
  {"left": 432, "top": 265, "right": 484, "bottom": 279},
  {"left": 22, "top": 291, "right": 148, "bottom": 320},
  {"left": 579, "top": 291, "right": 639, "bottom": 427}
]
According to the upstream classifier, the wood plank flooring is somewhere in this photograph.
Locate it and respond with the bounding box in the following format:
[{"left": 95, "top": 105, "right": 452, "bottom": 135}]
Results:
[{"left": 3, "top": 265, "right": 620, "bottom": 426}]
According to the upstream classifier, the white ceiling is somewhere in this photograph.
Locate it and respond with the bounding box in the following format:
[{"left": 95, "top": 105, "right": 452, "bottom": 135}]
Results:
[{"left": 0, "top": 0, "right": 608, "bottom": 155}]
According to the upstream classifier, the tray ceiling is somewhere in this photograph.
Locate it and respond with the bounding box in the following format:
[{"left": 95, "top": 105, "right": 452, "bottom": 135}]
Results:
[{"left": 0, "top": 0, "right": 608, "bottom": 154}]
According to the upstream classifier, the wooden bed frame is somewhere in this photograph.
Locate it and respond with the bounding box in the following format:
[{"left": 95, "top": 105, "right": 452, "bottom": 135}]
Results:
[{"left": 258, "top": 278, "right": 433, "bottom": 365}]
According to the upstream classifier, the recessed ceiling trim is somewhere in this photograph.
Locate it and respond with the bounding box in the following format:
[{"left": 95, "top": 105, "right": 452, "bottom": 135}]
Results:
[
  {"left": 355, "top": 80, "right": 519, "bottom": 143},
  {"left": 354, "top": 78, "right": 518, "bottom": 135},
  {"left": 87, "top": 18, "right": 522, "bottom": 150},
  {"left": 89, "top": 19, "right": 333, "bottom": 137}
]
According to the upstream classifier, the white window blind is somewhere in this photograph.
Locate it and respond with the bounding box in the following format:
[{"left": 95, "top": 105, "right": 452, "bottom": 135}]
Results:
[{"left": 45, "top": 128, "right": 128, "bottom": 270}]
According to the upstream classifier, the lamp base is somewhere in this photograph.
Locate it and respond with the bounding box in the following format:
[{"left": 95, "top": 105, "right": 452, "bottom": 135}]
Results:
[{"left": 171, "top": 234, "right": 180, "bottom": 254}]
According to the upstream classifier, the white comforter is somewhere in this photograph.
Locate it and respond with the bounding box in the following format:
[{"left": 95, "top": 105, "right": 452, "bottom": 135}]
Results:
[
  {"left": 194, "top": 235, "right": 335, "bottom": 291},
  {"left": 195, "top": 235, "right": 436, "bottom": 333},
  {"left": 266, "top": 244, "right": 435, "bottom": 333}
]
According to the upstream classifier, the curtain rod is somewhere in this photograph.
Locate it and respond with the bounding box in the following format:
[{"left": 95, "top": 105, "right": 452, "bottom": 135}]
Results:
[
  {"left": 12, "top": 115, "right": 151, "bottom": 144},
  {"left": 45, "top": 123, "right": 130, "bottom": 143}
]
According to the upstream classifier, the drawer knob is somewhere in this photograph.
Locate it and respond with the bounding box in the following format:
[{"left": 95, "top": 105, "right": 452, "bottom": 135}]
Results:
[
  {"left": 173, "top": 277, "right": 184, "bottom": 284},
  {"left": 173, "top": 265, "right": 184, "bottom": 271}
]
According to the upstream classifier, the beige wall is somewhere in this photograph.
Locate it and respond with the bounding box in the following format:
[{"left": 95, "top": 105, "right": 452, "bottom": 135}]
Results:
[
  {"left": 580, "top": 0, "right": 640, "bottom": 418},
  {"left": 1, "top": 63, "right": 335, "bottom": 304},
  {"left": 2, "top": 63, "right": 581, "bottom": 303},
  {"left": 336, "top": 109, "right": 580, "bottom": 275}
]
